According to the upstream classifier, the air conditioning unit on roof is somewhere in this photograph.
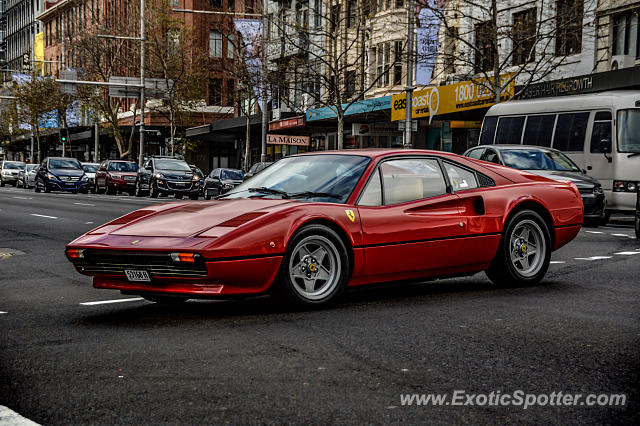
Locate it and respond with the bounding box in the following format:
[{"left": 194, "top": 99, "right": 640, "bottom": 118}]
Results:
[{"left": 610, "top": 54, "right": 636, "bottom": 70}]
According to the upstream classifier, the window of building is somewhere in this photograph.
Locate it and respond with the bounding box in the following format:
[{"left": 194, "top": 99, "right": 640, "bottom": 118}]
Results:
[
  {"left": 314, "top": 0, "right": 322, "bottom": 28},
  {"left": 384, "top": 42, "right": 390, "bottom": 85},
  {"left": 613, "top": 11, "right": 640, "bottom": 58},
  {"left": 553, "top": 112, "right": 589, "bottom": 151},
  {"left": 475, "top": 20, "right": 494, "bottom": 73},
  {"left": 556, "top": 0, "right": 583, "bottom": 56},
  {"left": 512, "top": 8, "right": 537, "bottom": 65},
  {"left": 225, "top": 80, "right": 235, "bottom": 107},
  {"left": 347, "top": 0, "right": 357, "bottom": 28},
  {"left": 522, "top": 114, "right": 556, "bottom": 147},
  {"left": 228, "top": 0, "right": 234, "bottom": 10},
  {"left": 344, "top": 70, "right": 356, "bottom": 98},
  {"left": 210, "top": 0, "right": 222, "bottom": 9},
  {"left": 168, "top": 0, "right": 179, "bottom": 6},
  {"left": 396, "top": 0, "right": 404, "bottom": 8},
  {"left": 331, "top": 4, "right": 341, "bottom": 32},
  {"left": 227, "top": 33, "right": 235, "bottom": 58},
  {"left": 209, "top": 78, "right": 222, "bottom": 105},
  {"left": 209, "top": 30, "right": 222, "bottom": 57},
  {"left": 296, "top": 1, "right": 309, "bottom": 29},
  {"left": 393, "top": 41, "right": 403, "bottom": 85}
]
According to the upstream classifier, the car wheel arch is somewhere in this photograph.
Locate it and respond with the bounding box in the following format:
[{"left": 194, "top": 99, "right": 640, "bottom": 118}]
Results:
[
  {"left": 285, "top": 218, "right": 355, "bottom": 281},
  {"left": 503, "top": 200, "right": 555, "bottom": 249}
]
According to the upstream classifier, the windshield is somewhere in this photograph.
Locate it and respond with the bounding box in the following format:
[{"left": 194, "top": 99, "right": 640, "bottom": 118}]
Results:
[
  {"left": 108, "top": 162, "right": 138, "bottom": 172},
  {"left": 4, "top": 162, "right": 24, "bottom": 169},
  {"left": 49, "top": 158, "right": 81, "bottom": 169},
  {"left": 501, "top": 149, "right": 581, "bottom": 172},
  {"left": 82, "top": 164, "right": 99, "bottom": 173},
  {"left": 221, "top": 169, "right": 245, "bottom": 180},
  {"left": 617, "top": 109, "right": 640, "bottom": 153},
  {"left": 154, "top": 159, "right": 191, "bottom": 171},
  {"left": 222, "top": 154, "right": 371, "bottom": 203}
]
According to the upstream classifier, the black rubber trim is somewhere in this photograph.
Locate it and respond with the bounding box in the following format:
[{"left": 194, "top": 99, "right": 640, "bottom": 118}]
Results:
[
  {"left": 353, "top": 232, "right": 502, "bottom": 249},
  {"left": 201, "top": 253, "right": 285, "bottom": 262},
  {"left": 554, "top": 223, "right": 582, "bottom": 229}
]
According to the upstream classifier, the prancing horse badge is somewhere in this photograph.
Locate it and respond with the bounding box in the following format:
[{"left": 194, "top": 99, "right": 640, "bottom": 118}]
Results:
[{"left": 344, "top": 210, "right": 355, "bottom": 222}]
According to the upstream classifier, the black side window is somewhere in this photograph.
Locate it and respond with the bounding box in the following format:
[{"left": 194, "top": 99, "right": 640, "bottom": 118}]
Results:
[
  {"left": 479, "top": 117, "right": 498, "bottom": 145},
  {"left": 466, "top": 148, "right": 484, "bottom": 159},
  {"left": 523, "top": 115, "right": 556, "bottom": 147},
  {"left": 481, "top": 149, "right": 501, "bottom": 164},
  {"left": 553, "top": 112, "right": 589, "bottom": 151},
  {"left": 590, "top": 111, "right": 612, "bottom": 153},
  {"left": 495, "top": 116, "right": 525, "bottom": 144}
]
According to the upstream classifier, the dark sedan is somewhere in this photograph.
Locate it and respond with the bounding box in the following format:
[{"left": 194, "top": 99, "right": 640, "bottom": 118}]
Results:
[
  {"left": 34, "top": 157, "right": 90, "bottom": 193},
  {"left": 243, "top": 162, "right": 272, "bottom": 181},
  {"left": 464, "top": 145, "right": 606, "bottom": 224},
  {"left": 204, "top": 168, "right": 245, "bottom": 200}
]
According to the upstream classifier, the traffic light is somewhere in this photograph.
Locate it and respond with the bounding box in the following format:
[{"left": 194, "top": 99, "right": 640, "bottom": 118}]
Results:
[{"left": 61, "top": 135, "right": 66, "bottom": 142}]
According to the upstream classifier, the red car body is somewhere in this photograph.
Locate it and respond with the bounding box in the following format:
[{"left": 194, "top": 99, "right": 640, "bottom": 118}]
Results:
[{"left": 66, "top": 150, "right": 583, "bottom": 304}]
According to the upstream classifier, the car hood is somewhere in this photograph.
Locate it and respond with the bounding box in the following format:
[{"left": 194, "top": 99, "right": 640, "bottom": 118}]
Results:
[
  {"left": 525, "top": 170, "right": 599, "bottom": 188},
  {"left": 50, "top": 168, "right": 84, "bottom": 178},
  {"left": 101, "top": 199, "right": 294, "bottom": 237},
  {"left": 222, "top": 179, "right": 243, "bottom": 185}
]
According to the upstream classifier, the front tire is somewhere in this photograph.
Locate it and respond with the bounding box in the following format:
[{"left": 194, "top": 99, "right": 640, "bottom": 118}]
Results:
[
  {"left": 486, "top": 209, "right": 551, "bottom": 287},
  {"left": 635, "top": 214, "right": 639, "bottom": 239},
  {"left": 276, "top": 225, "right": 349, "bottom": 306},
  {"left": 106, "top": 183, "right": 117, "bottom": 195},
  {"left": 149, "top": 180, "right": 159, "bottom": 198},
  {"left": 34, "top": 178, "right": 41, "bottom": 192}
]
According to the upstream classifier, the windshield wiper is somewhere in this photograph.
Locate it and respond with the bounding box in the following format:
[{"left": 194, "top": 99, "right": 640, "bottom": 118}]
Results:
[
  {"left": 287, "top": 191, "right": 343, "bottom": 199},
  {"left": 247, "top": 187, "right": 290, "bottom": 198},
  {"left": 627, "top": 152, "right": 640, "bottom": 158}
]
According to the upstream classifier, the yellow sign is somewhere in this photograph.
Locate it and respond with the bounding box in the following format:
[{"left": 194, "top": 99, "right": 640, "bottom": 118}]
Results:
[
  {"left": 391, "top": 74, "right": 515, "bottom": 121},
  {"left": 450, "top": 121, "right": 483, "bottom": 129},
  {"left": 34, "top": 32, "right": 45, "bottom": 75},
  {"left": 344, "top": 210, "right": 355, "bottom": 222}
]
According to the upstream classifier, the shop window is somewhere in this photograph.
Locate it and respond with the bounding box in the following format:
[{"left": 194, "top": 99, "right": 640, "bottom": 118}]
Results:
[
  {"left": 495, "top": 116, "right": 525, "bottom": 144},
  {"left": 512, "top": 8, "right": 537, "bottom": 65},
  {"left": 556, "top": 0, "right": 583, "bottom": 56},
  {"left": 553, "top": 112, "right": 589, "bottom": 151},
  {"left": 522, "top": 114, "right": 556, "bottom": 147}
]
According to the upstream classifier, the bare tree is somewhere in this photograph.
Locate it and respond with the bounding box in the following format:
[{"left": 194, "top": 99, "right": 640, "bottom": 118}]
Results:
[
  {"left": 266, "top": 0, "right": 400, "bottom": 149},
  {"left": 421, "top": 0, "right": 591, "bottom": 101}
]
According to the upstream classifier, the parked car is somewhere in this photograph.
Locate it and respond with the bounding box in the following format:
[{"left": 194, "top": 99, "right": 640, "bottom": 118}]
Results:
[
  {"left": 81, "top": 163, "right": 100, "bottom": 193},
  {"left": 34, "top": 157, "right": 90, "bottom": 193},
  {"left": 243, "top": 162, "right": 272, "bottom": 181},
  {"left": 95, "top": 160, "right": 139, "bottom": 195},
  {"left": 17, "top": 164, "right": 38, "bottom": 189},
  {"left": 66, "top": 149, "right": 583, "bottom": 306},
  {"left": 1, "top": 160, "right": 26, "bottom": 187},
  {"left": 464, "top": 145, "right": 606, "bottom": 225},
  {"left": 203, "top": 168, "right": 245, "bottom": 200},
  {"left": 135, "top": 156, "right": 200, "bottom": 199}
]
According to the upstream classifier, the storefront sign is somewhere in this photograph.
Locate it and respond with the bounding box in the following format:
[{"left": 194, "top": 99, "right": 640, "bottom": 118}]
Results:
[
  {"left": 268, "top": 116, "right": 305, "bottom": 131},
  {"left": 391, "top": 74, "right": 515, "bottom": 121},
  {"left": 351, "top": 122, "right": 398, "bottom": 135},
  {"left": 267, "top": 134, "right": 310, "bottom": 146}
]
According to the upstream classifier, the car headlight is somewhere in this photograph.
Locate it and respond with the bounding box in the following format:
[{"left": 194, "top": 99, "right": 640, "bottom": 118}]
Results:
[
  {"left": 193, "top": 175, "right": 200, "bottom": 181},
  {"left": 223, "top": 183, "right": 233, "bottom": 189},
  {"left": 593, "top": 185, "right": 604, "bottom": 195},
  {"left": 47, "top": 173, "right": 58, "bottom": 180},
  {"left": 155, "top": 173, "right": 164, "bottom": 179}
]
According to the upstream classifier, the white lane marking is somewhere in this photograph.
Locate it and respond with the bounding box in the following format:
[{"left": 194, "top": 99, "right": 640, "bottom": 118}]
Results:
[
  {"left": 0, "top": 311, "right": 7, "bottom": 314},
  {"left": 85, "top": 221, "right": 94, "bottom": 224},
  {"left": 30, "top": 214, "right": 58, "bottom": 219},
  {"left": 550, "top": 261, "right": 566, "bottom": 264},
  {"left": 12, "top": 196, "right": 33, "bottom": 200},
  {"left": 615, "top": 251, "right": 640, "bottom": 256},
  {"left": 575, "top": 256, "right": 613, "bottom": 261},
  {"left": 611, "top": 233, "right": 632, "bottom": 238},
  {"left": 80, "top": 297, "right": 144, "bottom": 306},
  {"left": 0, "top": 405, "right": 40, "bottom": 425},
  {"left": 73, "top": 202, "right": 95, "bottom": 207},
  {"left": 584, "top": 230, "right": 604, "bottom": 234}
]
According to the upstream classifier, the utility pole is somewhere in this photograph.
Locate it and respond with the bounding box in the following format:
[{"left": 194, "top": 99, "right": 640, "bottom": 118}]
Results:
[
  {"left": 260, "top": 2, "right": 268, "bottom": 163},
  {"left": 404, "top": 0, "right": 415, "bottom": 148},
  {"left": 138, "top": 0, "right": 146, "bottom": 166}
]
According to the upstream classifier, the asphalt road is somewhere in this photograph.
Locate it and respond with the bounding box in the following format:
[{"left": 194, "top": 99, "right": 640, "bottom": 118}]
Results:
[{"left": 0, "top": 186, "right": 638, "bottom": 424}]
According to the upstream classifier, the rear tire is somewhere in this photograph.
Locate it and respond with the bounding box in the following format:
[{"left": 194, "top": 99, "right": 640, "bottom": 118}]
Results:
[
  {"left": 276, "top": 224, "right": 349, "bottom": 307},
  {"left": 635, "top": 215, "right": 639, "bottom": 239},
  {"left": 0, "top": 180, "right": 4, "bottom": 187},
  {"left": 486, "top": 209, "right": 551, "bottom": 287},
  {"left": 34, "top": 178, "right": 41, "bottom": 193},
  {"left": 135, "top": 180, "right": 145, "bottom": 197}
]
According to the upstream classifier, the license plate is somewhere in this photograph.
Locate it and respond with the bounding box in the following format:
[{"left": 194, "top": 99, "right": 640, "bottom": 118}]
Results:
[
  {"left": 124, "top": 176, "right": 135, "bottom": 181},
  {"left": 124, "top": 269, "right": 151, "bottom": 282}
]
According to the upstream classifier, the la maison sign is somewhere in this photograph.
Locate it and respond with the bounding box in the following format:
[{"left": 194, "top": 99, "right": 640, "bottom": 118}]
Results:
[{"left": 267, "top": 134, "right": 310, "bottom": 146}]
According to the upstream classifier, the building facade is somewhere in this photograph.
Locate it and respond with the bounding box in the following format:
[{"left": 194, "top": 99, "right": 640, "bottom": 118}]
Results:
[{"left": 3, "top": 0, "right": 45, "bottom": 73}]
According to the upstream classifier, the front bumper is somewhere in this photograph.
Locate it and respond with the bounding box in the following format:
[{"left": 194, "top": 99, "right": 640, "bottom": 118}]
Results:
[
  {"left": 1, "top": 174, "right": 19, "bottom": 183},
  {"left": 157, "top": 179, "right": 200, "bottom": 194},
  {"left": 580, "top": 192, "right": 606, "bottom": 219},
  {"left": 110, "top": 178, "right": 137, "bottom": 189},
  {"left": 48, "top": 179, "right": 89, "bottom": 191}
]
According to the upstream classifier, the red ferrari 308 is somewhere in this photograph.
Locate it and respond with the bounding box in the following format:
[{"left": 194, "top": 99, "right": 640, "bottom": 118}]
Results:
[{"left": 66, "top": 150, "right": 583, "bottom": 306}]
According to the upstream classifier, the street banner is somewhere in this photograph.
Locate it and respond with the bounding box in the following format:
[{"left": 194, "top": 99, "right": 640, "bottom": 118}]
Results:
[
  {"left": 267, "top": 134, "right": 310, "bottom": 146},
  {"left": 391, "top": 74, "right": 515, "bottom": 121},
  {"left": 416, "top": 0, "right": 441, "bottom": 85}
]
